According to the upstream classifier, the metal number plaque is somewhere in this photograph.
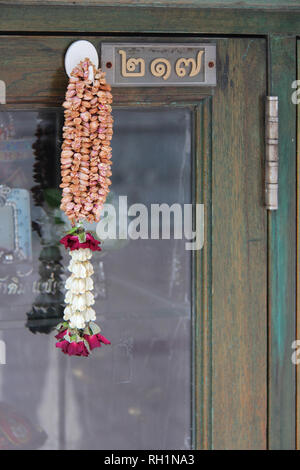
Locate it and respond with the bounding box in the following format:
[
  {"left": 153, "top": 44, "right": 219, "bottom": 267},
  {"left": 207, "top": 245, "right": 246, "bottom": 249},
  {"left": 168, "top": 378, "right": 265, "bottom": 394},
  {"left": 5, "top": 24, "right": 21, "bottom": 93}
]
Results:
[{"left": 101, "top": 43, "right": 216, "bottom": 87}]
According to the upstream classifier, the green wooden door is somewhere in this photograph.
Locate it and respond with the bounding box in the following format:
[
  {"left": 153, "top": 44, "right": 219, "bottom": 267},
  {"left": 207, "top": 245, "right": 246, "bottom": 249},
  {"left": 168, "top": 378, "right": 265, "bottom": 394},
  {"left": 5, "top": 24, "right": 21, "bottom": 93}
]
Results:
[
  {"left": 194, "top": 37, "right": 268, "bottom": 449},
  {"left": 0, "top": 34, "right": 295, "bottom": 449}
]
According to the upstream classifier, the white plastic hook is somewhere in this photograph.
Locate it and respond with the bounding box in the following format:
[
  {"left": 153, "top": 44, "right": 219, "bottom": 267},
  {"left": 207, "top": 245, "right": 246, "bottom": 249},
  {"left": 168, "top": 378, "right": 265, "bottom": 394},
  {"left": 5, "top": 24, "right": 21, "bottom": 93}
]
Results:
[{"left": 64, "top": 40, "right": 99, "bottom": 79}]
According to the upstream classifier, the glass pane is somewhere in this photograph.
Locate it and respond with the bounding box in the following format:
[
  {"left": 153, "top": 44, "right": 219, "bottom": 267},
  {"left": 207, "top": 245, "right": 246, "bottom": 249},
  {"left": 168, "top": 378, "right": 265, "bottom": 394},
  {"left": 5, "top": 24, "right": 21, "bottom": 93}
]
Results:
[{"left": 0, "top": 107, "right": 192, "bottom": 450}]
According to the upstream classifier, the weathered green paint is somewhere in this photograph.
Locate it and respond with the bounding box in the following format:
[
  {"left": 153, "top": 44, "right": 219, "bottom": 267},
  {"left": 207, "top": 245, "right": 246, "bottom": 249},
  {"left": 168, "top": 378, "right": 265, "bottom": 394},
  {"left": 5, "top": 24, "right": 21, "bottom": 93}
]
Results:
[
  {"left": 0, "top": 5, "right": 299, "bottom": 35},
  {"left": 297, "top": 39, "right": 300, "bottom": 451},
  {"left": 268, "top": 35, "right": 296, "bottom": 450}
]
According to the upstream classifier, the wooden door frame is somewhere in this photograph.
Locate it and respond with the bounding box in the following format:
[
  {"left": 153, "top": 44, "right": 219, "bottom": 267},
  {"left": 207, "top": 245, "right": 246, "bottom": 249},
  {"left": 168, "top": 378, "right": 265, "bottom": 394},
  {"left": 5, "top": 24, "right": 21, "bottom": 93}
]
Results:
[
  {"left": 0, "top": 3, "right": 299, "bottom": 35},
  {"left": 109, "top": 92, "right": 213, "bottom": 451},
  {"left": 268, "top": 34, "right": 297, "bottom": 450},
  {"left": 297, "top": 38, "right": 300, "bottom": 452},
  {"left": 0, "top": 2, "right": 298, "bottom": 450}
]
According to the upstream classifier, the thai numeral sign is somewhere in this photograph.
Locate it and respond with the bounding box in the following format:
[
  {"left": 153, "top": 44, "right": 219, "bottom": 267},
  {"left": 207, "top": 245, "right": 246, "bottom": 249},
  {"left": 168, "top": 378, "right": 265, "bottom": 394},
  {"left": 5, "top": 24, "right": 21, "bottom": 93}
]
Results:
[{"left": 101, "top": 43, "right": 216, "bottom": 87}]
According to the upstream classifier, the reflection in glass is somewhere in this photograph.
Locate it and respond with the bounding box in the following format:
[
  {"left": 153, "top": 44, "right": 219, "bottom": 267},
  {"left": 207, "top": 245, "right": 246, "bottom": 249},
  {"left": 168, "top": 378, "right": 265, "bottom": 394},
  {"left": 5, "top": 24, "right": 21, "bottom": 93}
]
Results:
[
  {"left": 0, "top": 108, "right": 192, "bottom": 450},
  {"left": 27, "top": 118, "right": 65, "bottom": 333},
  {"left": 0, "top": 402, "right": 47, "bottom": 449}
]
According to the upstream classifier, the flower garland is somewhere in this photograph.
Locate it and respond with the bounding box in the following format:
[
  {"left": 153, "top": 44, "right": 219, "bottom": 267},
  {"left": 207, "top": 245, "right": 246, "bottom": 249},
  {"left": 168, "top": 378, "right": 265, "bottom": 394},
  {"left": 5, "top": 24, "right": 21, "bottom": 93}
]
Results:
[{"left": 56, "top": 58, "right": 113, "bottom": 357}]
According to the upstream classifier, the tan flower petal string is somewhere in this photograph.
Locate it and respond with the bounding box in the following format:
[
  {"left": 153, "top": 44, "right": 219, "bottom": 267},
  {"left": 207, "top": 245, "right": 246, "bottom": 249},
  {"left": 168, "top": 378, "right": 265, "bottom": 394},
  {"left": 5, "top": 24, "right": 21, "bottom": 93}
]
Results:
[{"left": 60, "top": 58, "right": 113, "bottom": 225}]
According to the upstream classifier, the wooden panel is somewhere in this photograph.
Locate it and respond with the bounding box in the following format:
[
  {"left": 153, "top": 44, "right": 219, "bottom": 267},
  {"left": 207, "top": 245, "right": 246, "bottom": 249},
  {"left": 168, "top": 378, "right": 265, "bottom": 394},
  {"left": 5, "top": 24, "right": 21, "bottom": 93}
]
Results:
[
  {"left": 0, "top": 36, "right": 216, "bottom": 106},
  {"left": 0, "top": 36, "right": 94, "bottom": 105},
  {"left": 194, "top": 98, "right": 213, "bottom": 450},
  {"left": 296, "top": 40, "right": 300, "bottom": 450},
  {"left": 2, "top": 0, "right": 300, "bottom": 9},
  {"left": 268, "top": 35, "right": 296, "bottom": 450},
  {"left": 212, "top": 38, "right": 267, "bottom": 449},
  {"left": 0, "top": 5, "right": 299, "bottom": 35}
]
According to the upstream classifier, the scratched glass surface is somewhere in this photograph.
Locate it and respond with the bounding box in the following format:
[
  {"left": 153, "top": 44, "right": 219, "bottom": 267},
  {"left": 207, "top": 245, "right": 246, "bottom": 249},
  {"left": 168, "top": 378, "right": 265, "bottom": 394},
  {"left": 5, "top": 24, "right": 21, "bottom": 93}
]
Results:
[{"left": 0, "top": 108, "right": 192, "bottom": 450}]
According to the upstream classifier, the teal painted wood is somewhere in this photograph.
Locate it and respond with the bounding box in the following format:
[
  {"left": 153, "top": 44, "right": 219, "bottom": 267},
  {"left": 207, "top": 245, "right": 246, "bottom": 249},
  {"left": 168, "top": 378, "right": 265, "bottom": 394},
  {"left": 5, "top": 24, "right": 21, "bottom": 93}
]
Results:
[
  {"left": 297, "top": 40, "right": 300, "bottom": 451},
  {"left": 268, "top": 35, "right": 296, "bottom": 450},
  {"left": 0, "top": 5, "right": 300, "bottom": 34}
]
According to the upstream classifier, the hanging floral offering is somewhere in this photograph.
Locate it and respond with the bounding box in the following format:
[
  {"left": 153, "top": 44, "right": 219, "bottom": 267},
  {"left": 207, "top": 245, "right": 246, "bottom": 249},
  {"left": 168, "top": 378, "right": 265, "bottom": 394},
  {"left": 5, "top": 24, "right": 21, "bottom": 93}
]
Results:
[{"left": 56, "top": 58, "right": 113, "bottom": 357}]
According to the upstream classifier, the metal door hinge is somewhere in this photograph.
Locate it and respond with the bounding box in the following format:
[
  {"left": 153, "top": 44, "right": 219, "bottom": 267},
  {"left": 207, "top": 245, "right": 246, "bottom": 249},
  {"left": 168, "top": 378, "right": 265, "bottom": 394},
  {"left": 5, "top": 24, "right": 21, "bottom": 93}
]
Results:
[
  {"left": 0, "top": 80, "right": 6, "bottom": 104},
  {"left": 265, "top": 96, "right": 278, "bottom": 210}
]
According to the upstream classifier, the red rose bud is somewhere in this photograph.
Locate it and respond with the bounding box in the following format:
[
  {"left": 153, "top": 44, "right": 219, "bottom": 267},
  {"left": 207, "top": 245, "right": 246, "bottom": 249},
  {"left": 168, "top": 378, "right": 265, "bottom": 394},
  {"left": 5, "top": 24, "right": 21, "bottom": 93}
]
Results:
[
  {"left": 60, "top": 233, "right": 101, "bottom": 252},
  {"left": 55, "top": 329, "right": 67, "bottom": 340},
  {"left": 84, "top": 333, "right": 111, "bottom": 350},
  {"left": 56, "top": 339, "right": 69, "bottom": 354},
  {"left": 67, "top": 341, "right": 89, "bottom": 357},
  {"left": 97, "top": 334, "right": 111, "bottom": 345},
  {"left": 85, "top": 233, "right": 101, "bottom": 251},
  {"left": 56, "top": 339, "right": 90, "bottom": 357}
]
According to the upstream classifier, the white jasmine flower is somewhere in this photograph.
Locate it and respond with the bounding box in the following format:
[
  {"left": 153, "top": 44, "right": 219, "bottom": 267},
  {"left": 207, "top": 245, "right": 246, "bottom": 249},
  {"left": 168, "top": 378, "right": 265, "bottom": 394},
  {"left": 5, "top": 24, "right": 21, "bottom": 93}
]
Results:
[
  {"left": 69, "top": 312, "right": 85, "bottom": 329},
  {"left": 68, "top": 259, "right": 94, "bottom": 278},
  {"left": 65, "top": 275, "right": 94, "bottom": 294},
  {"left": 84, "top": 261, "right": 94, "bottom": 276},
  {"left": 63, "top": 305, "right": 72, "bottom": 320},
  {"left": 71, "top": 278, "right": 86, "bottom": 294},
  {"left": 85, "top": 277, "right": 93, "bottom": 291},
  {"left": 85, "top": 291, "right": 95, "bottom": 306},
  {"left": 83, "top": 307, "right": 96, "bottom": 322},
  {"left": 63, "top": 248, "right": 97, "bottom": 330},
  {"left": 65, "top": 276, "right": 72, "bottom": 290},
  {"left": 72, "top": 294, "right": 88, "bottom": 311},
  {"left": 68, "top": 260, "right": 86, "bottom": 277},
  {"left": 65, "top": 290, "right": 74, "bottom": 304}
]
